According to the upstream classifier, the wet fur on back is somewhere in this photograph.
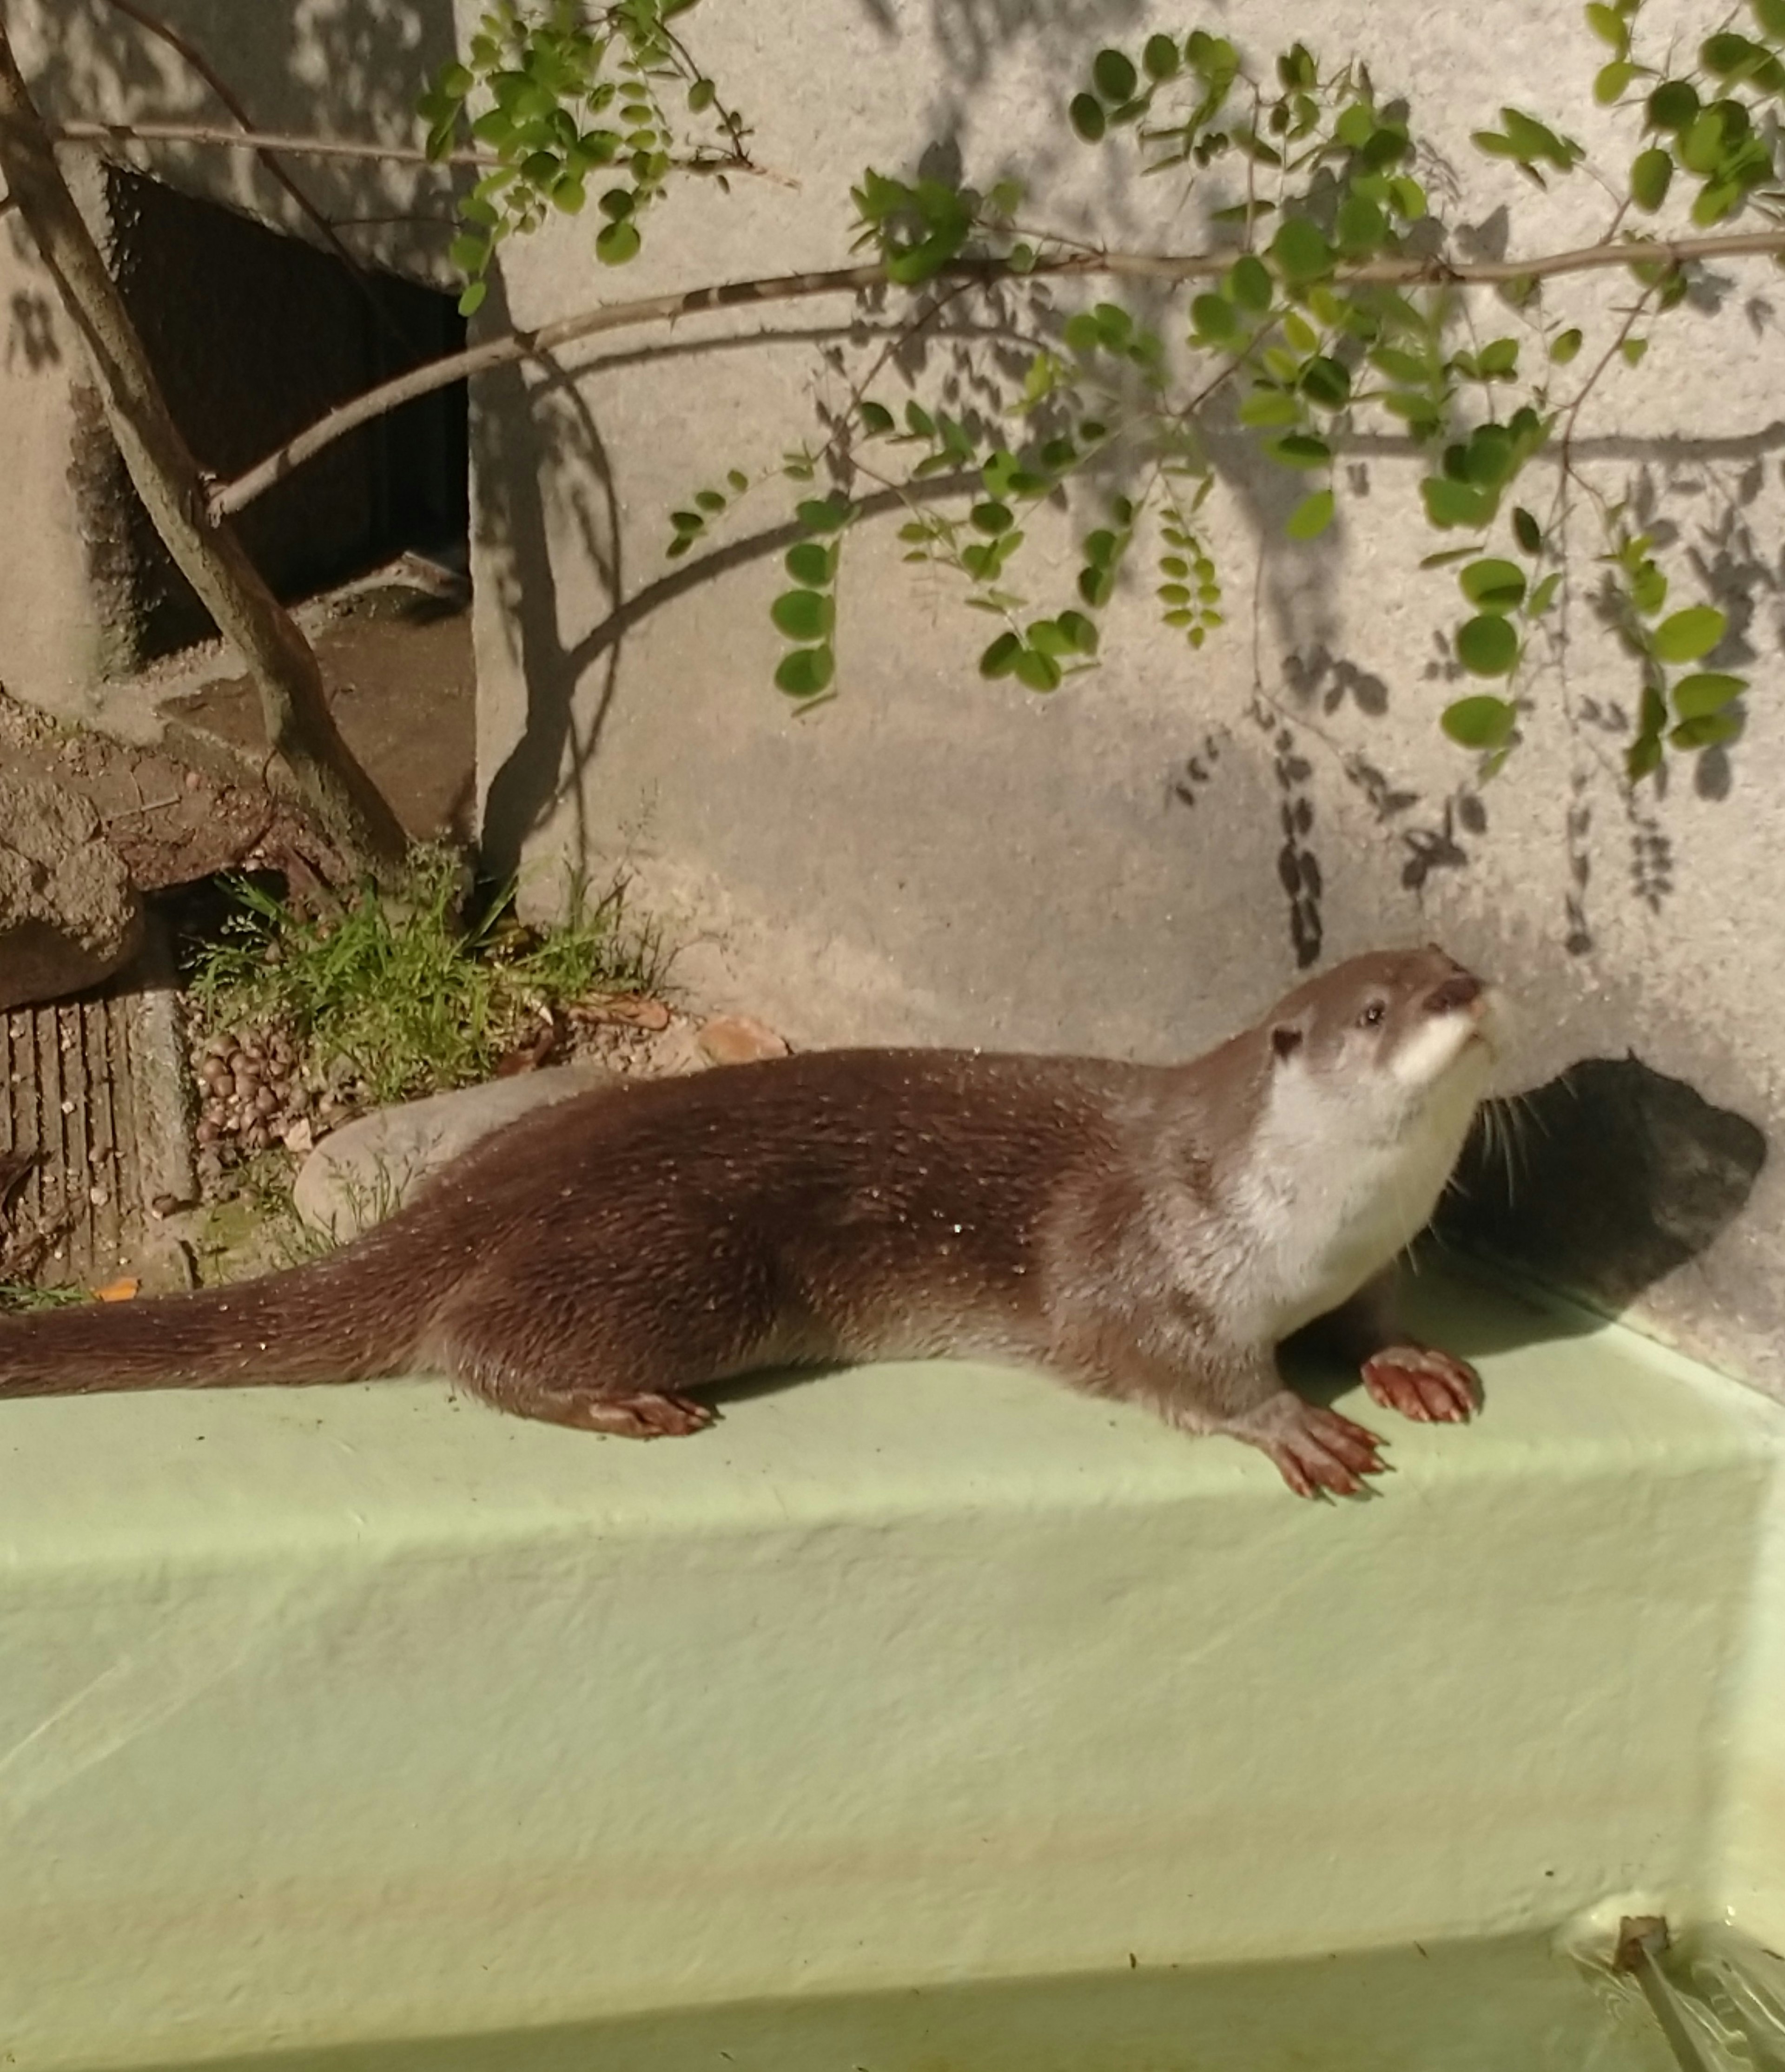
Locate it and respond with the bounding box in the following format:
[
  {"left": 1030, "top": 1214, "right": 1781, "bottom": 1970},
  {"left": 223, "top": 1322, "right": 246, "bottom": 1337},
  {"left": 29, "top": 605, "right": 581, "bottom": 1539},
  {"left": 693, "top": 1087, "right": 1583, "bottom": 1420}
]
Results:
[{"left": 0, "top": 946, "right": 1501, "bottom": 1492}]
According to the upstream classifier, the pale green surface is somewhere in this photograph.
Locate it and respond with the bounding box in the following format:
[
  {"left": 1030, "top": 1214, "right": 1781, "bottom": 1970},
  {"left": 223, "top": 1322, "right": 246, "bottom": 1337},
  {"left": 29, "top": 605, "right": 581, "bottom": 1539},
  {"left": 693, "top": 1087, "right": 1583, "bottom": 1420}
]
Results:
[
  {"left": 132, "top": 1936, "right": 1678, "bottom": 2072},
  {"left": 0, "top": 1271, "right": 1779, "bottom": 2071}
]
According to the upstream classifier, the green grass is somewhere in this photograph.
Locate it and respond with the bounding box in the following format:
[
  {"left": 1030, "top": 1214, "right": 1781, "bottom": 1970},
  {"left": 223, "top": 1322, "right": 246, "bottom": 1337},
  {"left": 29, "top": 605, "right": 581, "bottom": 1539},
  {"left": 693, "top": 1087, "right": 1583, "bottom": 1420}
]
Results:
[
  {"left": 189, "top": 845, "right": 669, "bottom": 1109},
  {"left": 0, "top": 1281, "right": 85, "bottom": 1315}
]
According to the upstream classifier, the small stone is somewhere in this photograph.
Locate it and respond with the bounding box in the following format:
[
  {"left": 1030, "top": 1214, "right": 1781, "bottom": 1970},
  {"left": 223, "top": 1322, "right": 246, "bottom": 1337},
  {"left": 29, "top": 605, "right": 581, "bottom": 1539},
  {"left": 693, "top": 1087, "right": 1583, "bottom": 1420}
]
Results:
[
  {"left": 282, "top": 1117, "right": 314, "bottom": 1155},
  {"left": 184, "top": 768, "right": 203, "bottom": 791},
  {"left": 60, "top": 1098, "right": 74, "bottom": 1116},
  {"left": 195, "top": 1121, "right": 219, "bottom": 1147},
  {"left": 698, "top": 1014, "right": 790, "bottom": 1067},
  {"left": 87, "top": 1186, "right": 108, "bottom": 1207},
  {"left": 253, "top": 1087, "right": 278, "bottom": 1116}
]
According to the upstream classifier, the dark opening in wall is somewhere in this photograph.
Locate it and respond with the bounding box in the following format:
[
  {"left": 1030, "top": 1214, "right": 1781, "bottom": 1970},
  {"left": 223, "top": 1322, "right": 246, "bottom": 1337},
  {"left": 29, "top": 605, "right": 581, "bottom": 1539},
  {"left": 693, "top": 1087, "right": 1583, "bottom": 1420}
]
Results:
[{"left": 74, "top": 165, "right": 468, "bottom": 672}]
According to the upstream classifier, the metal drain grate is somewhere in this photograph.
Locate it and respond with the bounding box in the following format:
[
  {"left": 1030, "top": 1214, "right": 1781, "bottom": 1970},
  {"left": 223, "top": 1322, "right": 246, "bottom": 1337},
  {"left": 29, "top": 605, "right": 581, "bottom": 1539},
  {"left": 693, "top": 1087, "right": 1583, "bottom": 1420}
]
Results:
[{"left": 0, "top": 920, "right": 194, "bottom": 1290}]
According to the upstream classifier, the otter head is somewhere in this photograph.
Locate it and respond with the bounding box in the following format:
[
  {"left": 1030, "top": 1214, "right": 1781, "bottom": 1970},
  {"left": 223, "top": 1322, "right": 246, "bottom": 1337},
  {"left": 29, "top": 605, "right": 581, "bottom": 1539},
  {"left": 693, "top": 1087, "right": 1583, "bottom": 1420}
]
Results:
[{"left": 1263, "top": 945, "right": 1501, "bottom": 1139}]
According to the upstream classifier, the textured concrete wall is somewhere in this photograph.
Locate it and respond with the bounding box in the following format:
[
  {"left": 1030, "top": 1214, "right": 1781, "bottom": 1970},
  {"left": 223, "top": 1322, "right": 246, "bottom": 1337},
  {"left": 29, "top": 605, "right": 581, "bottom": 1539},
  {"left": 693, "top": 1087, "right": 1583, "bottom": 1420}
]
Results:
[
  {"left": 0, "top": 1, "right": 457, "bottom": 709},
  {"left": 464, "top": 0, "right": 1785, "bottom": 1398}
]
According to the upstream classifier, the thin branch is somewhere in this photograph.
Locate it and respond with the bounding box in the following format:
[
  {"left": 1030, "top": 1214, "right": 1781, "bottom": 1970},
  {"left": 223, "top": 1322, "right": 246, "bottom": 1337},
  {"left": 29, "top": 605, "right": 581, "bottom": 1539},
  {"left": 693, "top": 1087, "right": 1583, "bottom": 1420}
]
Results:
[
  {"left": 211, "top": 226, "right": 1785, "bottom": 523},
  {"left": 53, "top": 116, "right": 772, "bottom": 183}
]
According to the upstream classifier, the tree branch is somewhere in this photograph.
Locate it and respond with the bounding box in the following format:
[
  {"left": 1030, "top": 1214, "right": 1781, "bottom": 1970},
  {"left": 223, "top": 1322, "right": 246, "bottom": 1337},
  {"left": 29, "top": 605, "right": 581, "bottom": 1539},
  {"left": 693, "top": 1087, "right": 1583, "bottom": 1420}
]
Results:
[
  {"left": 0, "top": 28, "right": 408, "bottom": 872},
  {"left": 209, "top": 226, "right": 1785, "bottom": 522}
]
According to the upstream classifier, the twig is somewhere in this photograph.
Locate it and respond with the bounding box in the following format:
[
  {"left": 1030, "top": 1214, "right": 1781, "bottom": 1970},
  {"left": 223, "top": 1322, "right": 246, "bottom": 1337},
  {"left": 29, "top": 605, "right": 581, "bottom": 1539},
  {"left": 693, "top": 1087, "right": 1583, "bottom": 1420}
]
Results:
[
  {"left": 53, "top": 117, "right": 775, "bottom": 183},
  {"left": 210, "top": 228, "right": 1785, "bottom": 522}
]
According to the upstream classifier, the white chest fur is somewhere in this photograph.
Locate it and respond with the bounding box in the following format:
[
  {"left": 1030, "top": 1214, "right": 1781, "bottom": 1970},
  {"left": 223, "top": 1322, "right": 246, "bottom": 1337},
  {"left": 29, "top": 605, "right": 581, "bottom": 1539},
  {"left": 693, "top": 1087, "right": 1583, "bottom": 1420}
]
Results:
[{"left": 1226, "top": 1052, "right": 1485, "bottom": 1340}]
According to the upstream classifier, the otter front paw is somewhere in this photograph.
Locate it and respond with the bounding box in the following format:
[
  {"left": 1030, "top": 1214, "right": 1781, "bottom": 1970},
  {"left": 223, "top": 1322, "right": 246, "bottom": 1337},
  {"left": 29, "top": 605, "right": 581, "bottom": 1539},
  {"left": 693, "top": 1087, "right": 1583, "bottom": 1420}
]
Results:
[
  {"left": 1362, "top": 1345, "right": 1478, "bottom": 1424},
  {"left": 1228, "top": 1390, "right": 1388, "bottom": 1499}
]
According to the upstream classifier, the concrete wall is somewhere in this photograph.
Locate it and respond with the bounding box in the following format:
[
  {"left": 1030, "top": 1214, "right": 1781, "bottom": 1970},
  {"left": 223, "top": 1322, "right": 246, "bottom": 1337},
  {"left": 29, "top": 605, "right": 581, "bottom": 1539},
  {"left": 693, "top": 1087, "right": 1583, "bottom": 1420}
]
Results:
[
  {"left": 0, "top": 1, "right": 458, "bottom": 714},
  {"left": 461, "top": 0, "right": 1785, "bottom": 1398}
]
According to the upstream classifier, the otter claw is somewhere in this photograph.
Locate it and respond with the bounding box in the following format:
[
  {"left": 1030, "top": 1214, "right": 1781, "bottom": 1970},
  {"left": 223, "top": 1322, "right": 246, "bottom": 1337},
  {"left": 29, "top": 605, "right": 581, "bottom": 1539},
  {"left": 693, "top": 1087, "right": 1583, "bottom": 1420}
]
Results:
[{"left": 1362, "top": 1345, "right": 1479, "bottom": 1425}]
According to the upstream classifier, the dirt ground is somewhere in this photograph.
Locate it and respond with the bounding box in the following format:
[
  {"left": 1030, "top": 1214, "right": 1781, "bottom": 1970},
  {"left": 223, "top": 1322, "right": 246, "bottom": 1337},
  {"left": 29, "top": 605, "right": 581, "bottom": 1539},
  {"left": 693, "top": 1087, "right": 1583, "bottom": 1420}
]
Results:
[{"left": 1, "top": 567, "right": 476, "bottom": 891}]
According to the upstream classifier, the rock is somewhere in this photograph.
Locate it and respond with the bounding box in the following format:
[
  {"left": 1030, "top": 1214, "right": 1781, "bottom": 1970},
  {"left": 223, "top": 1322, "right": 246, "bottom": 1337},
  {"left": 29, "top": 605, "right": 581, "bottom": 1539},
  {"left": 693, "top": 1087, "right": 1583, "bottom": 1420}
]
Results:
[
  {"left": 0, "top": 776, "right": 143, "bottom": 1011},
  {"left": 293, "top": 1063, "right": 616, "bottom": 1244},
  {"left": 698, "top": 1014, "right": 790, "bottom": 1067}
]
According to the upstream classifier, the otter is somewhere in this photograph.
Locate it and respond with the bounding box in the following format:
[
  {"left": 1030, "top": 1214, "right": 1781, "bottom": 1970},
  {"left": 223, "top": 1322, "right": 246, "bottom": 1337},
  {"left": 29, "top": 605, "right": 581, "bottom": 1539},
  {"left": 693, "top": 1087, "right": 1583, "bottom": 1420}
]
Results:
[{"left": 0, "top": 945, "right": 1501, "bottom": 1497}]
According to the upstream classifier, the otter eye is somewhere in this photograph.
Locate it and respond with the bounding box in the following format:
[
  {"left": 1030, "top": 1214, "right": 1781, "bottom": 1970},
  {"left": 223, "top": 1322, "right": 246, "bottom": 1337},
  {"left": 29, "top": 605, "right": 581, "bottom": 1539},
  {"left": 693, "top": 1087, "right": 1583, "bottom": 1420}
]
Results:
[{"left": 1358, "top": 1002, "right": 1386, "bottom": 1029}]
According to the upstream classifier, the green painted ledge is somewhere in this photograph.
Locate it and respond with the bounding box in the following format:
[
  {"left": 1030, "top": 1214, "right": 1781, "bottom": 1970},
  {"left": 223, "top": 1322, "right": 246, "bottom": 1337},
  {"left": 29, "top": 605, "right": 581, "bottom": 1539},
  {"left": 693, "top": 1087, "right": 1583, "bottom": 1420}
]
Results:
[{"left": 0, "top": 1268, "right": 1780, "bottom": 2071}]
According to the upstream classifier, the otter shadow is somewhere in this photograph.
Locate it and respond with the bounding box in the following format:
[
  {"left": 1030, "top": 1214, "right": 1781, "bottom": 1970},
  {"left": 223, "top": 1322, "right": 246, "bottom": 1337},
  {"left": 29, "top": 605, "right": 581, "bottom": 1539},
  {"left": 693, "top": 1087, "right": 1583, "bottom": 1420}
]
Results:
[{"left": 1285, "top": 1055, "right": 1767, "bottom": 1404}]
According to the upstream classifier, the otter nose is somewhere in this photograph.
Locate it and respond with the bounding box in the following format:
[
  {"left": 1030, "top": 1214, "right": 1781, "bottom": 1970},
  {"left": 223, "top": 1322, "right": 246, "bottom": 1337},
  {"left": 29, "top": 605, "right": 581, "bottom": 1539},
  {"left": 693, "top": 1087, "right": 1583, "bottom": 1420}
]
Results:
[{"left": 1427, "top": 971, "right": 1482, "bottom": 1014}]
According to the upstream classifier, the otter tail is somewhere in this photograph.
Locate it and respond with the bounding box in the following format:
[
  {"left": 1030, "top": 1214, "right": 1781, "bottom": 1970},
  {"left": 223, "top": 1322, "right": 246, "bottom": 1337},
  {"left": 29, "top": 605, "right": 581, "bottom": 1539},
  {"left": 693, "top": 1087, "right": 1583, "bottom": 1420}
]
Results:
[{"left": 0, "top": 1238, "right": 434, "bottom": 1399}]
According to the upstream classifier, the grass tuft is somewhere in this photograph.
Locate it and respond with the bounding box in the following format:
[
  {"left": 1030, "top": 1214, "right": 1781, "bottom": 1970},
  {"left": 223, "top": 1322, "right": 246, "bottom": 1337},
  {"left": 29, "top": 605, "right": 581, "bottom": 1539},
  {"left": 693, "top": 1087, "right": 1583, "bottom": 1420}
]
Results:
[{"left": 190, "top": 845, "right": 668, "bottom": 1108}]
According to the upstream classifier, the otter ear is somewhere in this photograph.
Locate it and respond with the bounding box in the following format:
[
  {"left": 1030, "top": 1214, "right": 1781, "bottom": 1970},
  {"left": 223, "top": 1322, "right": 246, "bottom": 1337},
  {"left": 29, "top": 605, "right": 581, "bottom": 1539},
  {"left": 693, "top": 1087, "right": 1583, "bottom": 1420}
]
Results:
[{"left": 1270, "top": 1022, "right": 1305, "bottom": 1063}]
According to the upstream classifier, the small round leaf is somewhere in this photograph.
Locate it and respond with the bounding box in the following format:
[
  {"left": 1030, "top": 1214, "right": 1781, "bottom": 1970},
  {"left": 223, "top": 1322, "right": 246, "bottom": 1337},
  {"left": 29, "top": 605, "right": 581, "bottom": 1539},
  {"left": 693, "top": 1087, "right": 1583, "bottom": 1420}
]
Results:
[
  {"left": 785, "top": 542, "right": 833, "bottom": 587},
  {"left": 1459, "top": 559, "right": 1527, "bottom": 613},
  {"left": 1012, "top": 645, "right": 1064, "bottom": 692},
  {"left": 1230, "top": 254, "right": 1273, "bottom": 312},
  {"left": 774, "top": 646, "right": 835, "bottom": 699},
  {"left": 770, "top": 590, "right": 834, "bottom": 641},
  {"left": 1441, "top": 694, "right": 1518, "bottom": 748},
  {"left": 1456, "top": 614, "right": 1520, "bottom": 676},
  {"left": 1069, "top": 93, "right": 1106, "bottom": 142},
  {"left": 1092, "top": 48, "right": 1138, "bottom": 102},
  {"left": 1631, "top": 146, "right": 1673, "bottom": 211},
  {"left": 596, "top": 218, "right": 642, "bottom": 264}
]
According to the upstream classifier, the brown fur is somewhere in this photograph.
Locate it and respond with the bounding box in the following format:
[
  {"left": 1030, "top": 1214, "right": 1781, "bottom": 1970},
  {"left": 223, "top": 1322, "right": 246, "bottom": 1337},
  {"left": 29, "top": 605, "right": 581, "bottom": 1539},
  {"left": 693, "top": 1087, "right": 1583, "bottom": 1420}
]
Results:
[{"left": 0, "top": 946, "right": 1499, "bottom": 1493}]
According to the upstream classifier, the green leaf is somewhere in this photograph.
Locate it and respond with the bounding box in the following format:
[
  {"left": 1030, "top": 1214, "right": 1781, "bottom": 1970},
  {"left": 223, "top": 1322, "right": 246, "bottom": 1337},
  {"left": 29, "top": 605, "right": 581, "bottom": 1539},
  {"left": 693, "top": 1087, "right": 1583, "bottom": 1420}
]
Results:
[
  {"left": 1528, "top": 571, "right": 1563, "bottom": 615},
  {"left": 970, "top": 502, "right": 1015, "bottom": 535},
  {"left": 596, "top": 218, "right": 642, "bottom": 264},
  {"left": 1631, "top": 147, "right": 1673, "bottom": 211},
  {"left": 1270, "top": 216, "right": 1334, "bottom": 282},
  {"left": 1441, "top": 694, "right": 1518, "bottom": 748},
  {"left": 1704, "top": 30, "right": 1766, "bottom": 73},
  {"left": 1653, "top": 605, "right": 1726, "bottom": 661},
  {"left": 1063, "top": 311, "right": 1104, "bottom": 355},
  {"left": 1268, "top": 433, "right": 1331, "bottom": 468},
  {"left": 1028, "top": 619, "right": 1076, "bottom": 660},
  {"left": 1670, "top": 710, "right": 1743, "bottom": 749},
  {"left": 770, "top": 589, "right": 834, "bottom": 641},
  {"left": 1424, "top": 477, "right": 1493, "bottom": 529},
  {"left": 694, "top": 489, "right": 727, "bottom": 513},
  {"left": 1092, "top": 48, "right": 1138, "bottom": 101},
  {"left": 1585, "top": 3, "right": 1626, "bottom": 50},
  {"left": 1647, "top": 79, "right": 1700, "bottom": 132},
  {"left": 774, "top": 646, "right": 835, "bottom": 699},
  {"left": 1550, "top": 327, "right": 1584, "bottom": 364},
  {"left": 1336, "top": 192, "right": 1388, "bottom": 253},
  {"left": 1464, "top": 424, "right": 1516, "bottom": 488},
  {"left": 785, "top": 542, "right": 834, "bottom": 586},
  {"left": 1239, "top": 387, "right": 1302, "bottom": 427},
  {"left": 1069, "top": 93, "right": 1106, "bottom": 142},
  {"left": 457, "top": 279, "right": 488, "bottom": 318},
  {"left": 795, "top": 494, "right": 853, "bottom": 534},
  {"left": 1299, "top": 355, "right": 1351, "bottom": 408},
  {"left": 688, "top": 76, "right": 717, "bottom": 112},
  {"left": 1513, "top": 507, "right": 1543, "bottom": 554},
  {"left": 1456, "top": 614, "right": 1520, "bottom": 676},
  {"left": 1143, "top": 32, "right": 1181, "bottom": 79},
  {"left": 1672, "top": 671, "right": 1746, "bottom": 719},
  {"left": 1056, "top": 610, "right": 1100, "bottom": 654},
  {"left": 1371, "top": 345, "right": 1428, "bottom": 383},
  {"left": 448, "top": 232, "right": 486, "bottom": 274},
  {"left": 1460, "top": 559, "right": 1528, "bottom": 613},
  {"left": 1229, "top": 256, "right": 1274, "bottom": 314},
  {"left": 1083, "top": 528, "right": 1120, "bottom": 568},
  {"left": 859, "top": 400, "right": 895, "bottom": 436},
  {"left": 1012, "top": 645, "right": 1064, "bottom": 691},
  {"left": 1286, "top": 488, "right": 1335, "bottom": 540},
  {"left": 979, "top": 631, "right": 1022, "bottom": 678},
  {"left": 1757, "top": 0, "right": 1785, "bottom": 37},
  {"left": 1191, "top": 293, "right": 1241, "bottom": 342},
  {"left": 1282, "top": 311, "right": 1320, "bottom": 356},
  {"left": 1595, "top": 60, "right": 1635, "bottom": 103}
]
